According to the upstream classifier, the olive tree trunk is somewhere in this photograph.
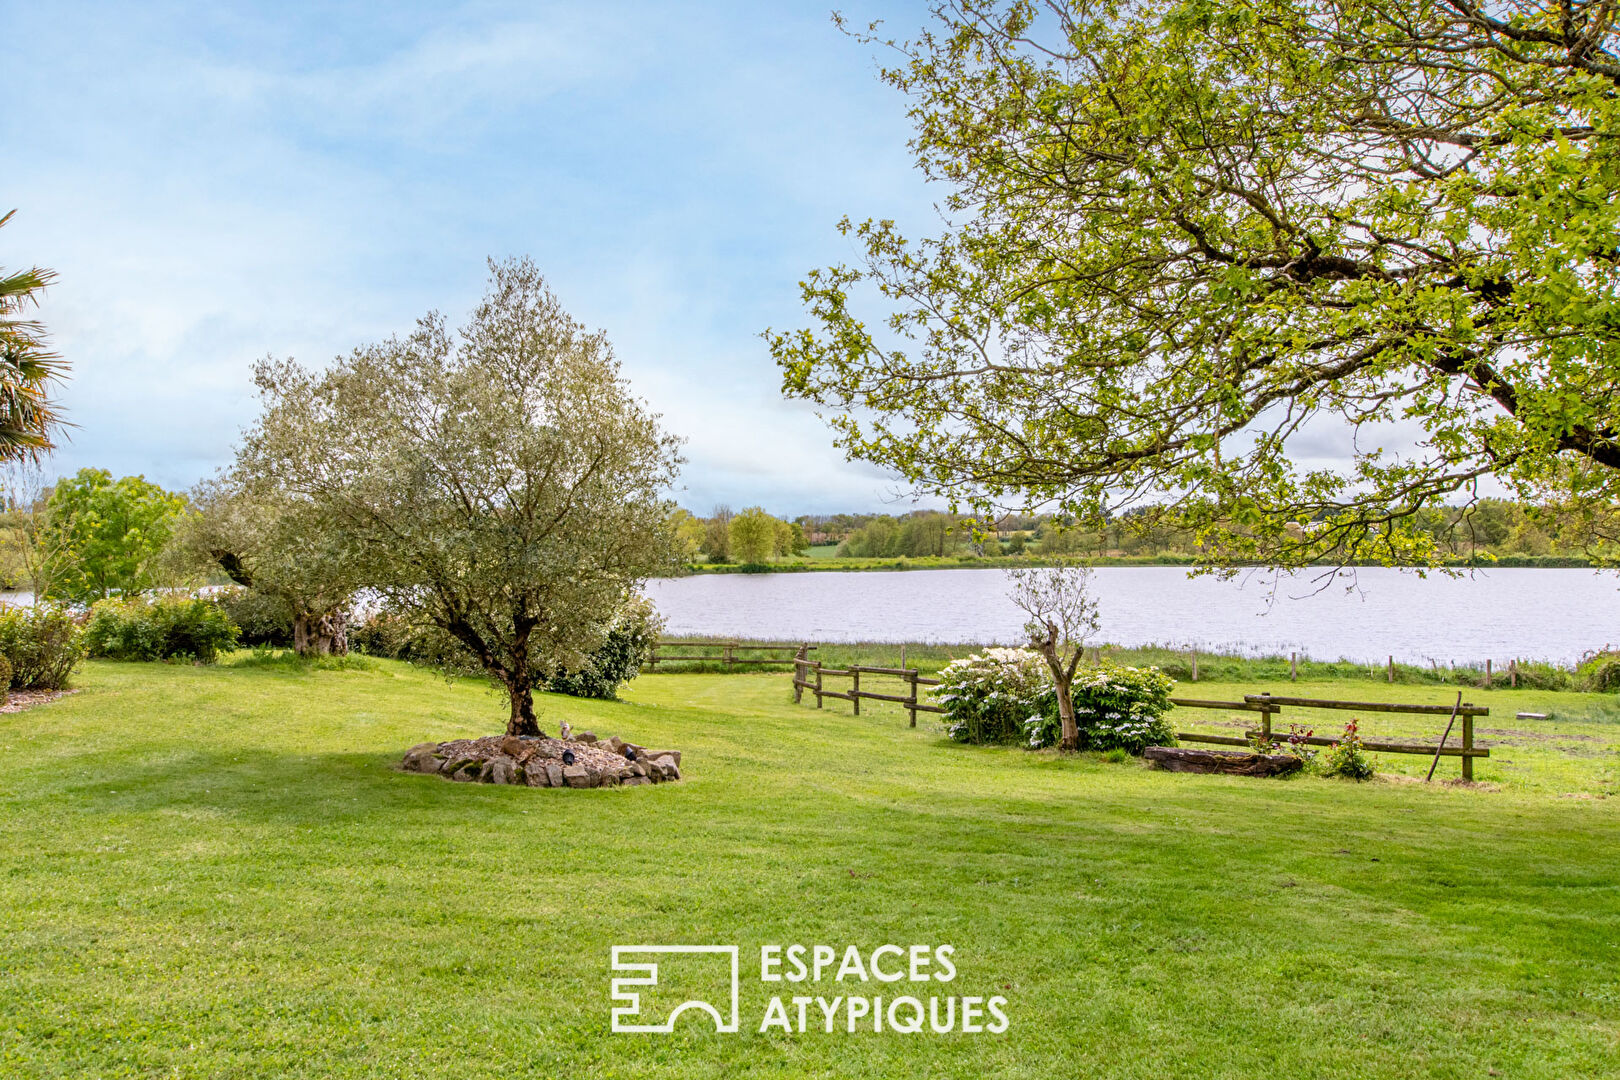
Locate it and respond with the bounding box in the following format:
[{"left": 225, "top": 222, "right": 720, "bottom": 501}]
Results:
[
  {"left": 293, "top": 608, "right": 348, "bottom": 657},
  {"left": 506, "top": 683, "right": 542, "bottom": 737}
]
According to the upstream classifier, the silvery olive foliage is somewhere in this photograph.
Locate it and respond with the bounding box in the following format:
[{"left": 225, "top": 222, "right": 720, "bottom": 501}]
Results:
[
  {"left": 772, "top": 1, "right": 1620, "bottom": 568},
  {"left": 240, "top": 258, "right": 684, "bottom": 735},
  {"left": 172, "top": 476, "right": 362, "bottom": 656}
]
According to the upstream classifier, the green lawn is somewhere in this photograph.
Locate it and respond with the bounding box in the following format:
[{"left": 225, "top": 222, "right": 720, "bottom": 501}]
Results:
[{"left": 1, "top": 659, "right": 1616, "bottom": 1077}]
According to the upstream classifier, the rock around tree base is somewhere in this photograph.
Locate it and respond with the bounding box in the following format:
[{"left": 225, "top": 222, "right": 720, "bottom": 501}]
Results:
[
  {"left": 1143, "top": 746, "right": 1303, "bottom": 777},
  {"left": 399, "top": 731, "right": 682, "bottom": 788}
]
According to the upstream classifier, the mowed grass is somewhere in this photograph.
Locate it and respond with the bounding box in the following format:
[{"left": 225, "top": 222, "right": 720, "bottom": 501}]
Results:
[{"left": 0, "top": 660, "right": 1616, "bottom": 1078}]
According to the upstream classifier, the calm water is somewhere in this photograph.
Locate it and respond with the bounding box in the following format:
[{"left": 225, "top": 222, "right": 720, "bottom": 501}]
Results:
[{"left": 643, "top": 567, "right": 1620, "bottom": 665}]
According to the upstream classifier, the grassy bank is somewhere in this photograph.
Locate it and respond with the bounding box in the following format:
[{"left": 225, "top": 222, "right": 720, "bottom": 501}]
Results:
[
  {"left": 0, "top": 659, "right": 1616, "bottom": 1077},
  {"left": 650, "top": 638, "right": 1616, "bottom": 691},
  {"left": 681, "top": 554, "right": 1599, "bottom": 573}
]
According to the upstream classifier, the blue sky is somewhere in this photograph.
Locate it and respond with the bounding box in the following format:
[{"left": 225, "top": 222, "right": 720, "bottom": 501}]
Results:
[{"left": 4, "top": 0, "right": 944, "bottom": 515}]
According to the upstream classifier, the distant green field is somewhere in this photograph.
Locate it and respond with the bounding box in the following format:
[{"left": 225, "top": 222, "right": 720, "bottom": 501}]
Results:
[{"left": 1, "top": 659, "right": 1615, "bottom": 1077}]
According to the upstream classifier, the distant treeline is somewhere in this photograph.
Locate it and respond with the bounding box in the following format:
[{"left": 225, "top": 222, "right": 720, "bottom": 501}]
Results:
[{"left": 670, "top": 499, "right": 1616, "bottom": 567}]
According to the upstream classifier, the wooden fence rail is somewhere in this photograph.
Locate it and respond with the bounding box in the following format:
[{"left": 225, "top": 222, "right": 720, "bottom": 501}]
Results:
[
  {"left": 666, "top": 640, "right": 1490, "bottom": 780},
  {"left": 791, "top": 647, "right": 943, "bottom": 728},
  {"left": 1170, "top": 693, "right": 1490, "bottom": 780}
]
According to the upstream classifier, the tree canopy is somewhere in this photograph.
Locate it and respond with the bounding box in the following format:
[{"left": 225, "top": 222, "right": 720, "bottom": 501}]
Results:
[
  {"left": 770, "top": 0, "right": 1620, "bottom": 569},
  {"left": 44, "top": 468, "right": 186, "bottom": 602},
  {"left": 241, "top": 259, "right": 683, "bottom": 735},
  {"left": 170, "top": 477, "right": 361, "bottom": 656}
]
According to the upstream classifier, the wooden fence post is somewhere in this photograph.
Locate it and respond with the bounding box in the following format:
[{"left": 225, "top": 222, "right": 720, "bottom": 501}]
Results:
[
  {"left": 1484, "top": 658, "right": 1492, "bottom": 689},
  {"left": 852, "top": 667, "right": 861, "bottom": 716},
  {"left": 814, "top": 662, "right": 824, "bottom": 709},
  {"left": 908, "top": 669, "right": 919, "bottom": 728},
  {"left": 649, "top": 641, "right": 659, "bottom": 671},
  {"left": 724, "top": 641, "right": 735, "bottom": 668},
  {"left": 1290, "top": 652, "right": 1297, "bottom": 681},
  {"left": 1462, "top": 705, "right": 1476, "bottom": 781},
  {"left": 1387, "top": 655, "right": 1395, "bottom": 683},
  {"left": 792, "top": 644, "right": 806, "bottom": 704},
  {"left": 1510, "top": 659, "right": 1518, "bottom": 688}
]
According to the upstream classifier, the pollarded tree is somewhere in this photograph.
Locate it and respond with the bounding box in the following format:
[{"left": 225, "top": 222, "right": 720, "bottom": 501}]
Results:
[
  {"left": 1007, "top": 562, "right": 1101, "bottom": 751},
  {"left": 169, "top": 477, "right": 360, "bottom": 656},
  {"left": 771, "top": 1, "right": 1620, "bottom": 569},
  {"left": 242, "top": 258, "right": 684, "bottom": 736}
]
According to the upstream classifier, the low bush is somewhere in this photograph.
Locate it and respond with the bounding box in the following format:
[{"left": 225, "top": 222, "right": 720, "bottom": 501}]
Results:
[
  {"left": 936, "top": 648, "right": 1050, "bottom": 744},
  {"left": 1024, "top": 663, "right": 1177, "bottom": 754},
  {"left": 349, "top": 610, "right": 420, "bottom": 661},
  {"left": 546, "top": 596, "right": 664, "bottom": 700},
  {"left": 1321, "top": 720, "right": 1377, "bottom": 780},
  {"left": 1252, "top": 724, "right": 1321, "bottom": 771},
  {"left": 937, "top": 651, "right": 1177, "bottom": 755},
  {"left": 216, "top": 588, "right": 295, "bottom": 648},
  {"left": 0, "top": 604, "right": 87, "bottom": 689},
  {"left": 1576, "top": 650, "right": 1620, "bottom": 693},
  {"left": 85, "top": 595, "right": 240, "bottom": 663}
]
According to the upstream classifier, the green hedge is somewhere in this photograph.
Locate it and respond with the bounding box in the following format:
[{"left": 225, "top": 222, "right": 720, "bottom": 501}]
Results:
[{"left": 85, "top": 595, "right": 240, "bottom": 664}]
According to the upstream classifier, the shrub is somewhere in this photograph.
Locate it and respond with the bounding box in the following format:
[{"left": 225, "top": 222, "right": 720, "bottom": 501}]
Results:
[
  {"left": 349, "top": 612, "right": 482, "bottom": 674},
  {"left": 353, "top": 594, "right": 663, "bottom": 698},
  {"left": 0, "top": 656, "right": 11, "bottom": 703},
  {"left": 1576, "top": 650, "right": 1620, "bottom": 693},
  {"left": 935, "top": 648, "right": 1051, "bottom": 744},
  {"left": 1253, "top": 724, "right": 1320, "bottom": 770},
  {"left": 1023, "top": 663, "right": 1177, "bottom": 754},
  {"left": 546, "top": 596, "right": 664, "bottom": 700},
  {"left": 216, "top": 588, "right": 295, "bottom": 648},
  {"left": 85, "top": 595, "right": 240, "bottom": 663},
  {"left": 349, "top": 610, "right": 419, "bottom": 660},
  {"left": 1321, "top": 720, "right": 1377, "bottom": 781},
  {"left": 0, "top": 604, "right": 87, "bottom": 689}
]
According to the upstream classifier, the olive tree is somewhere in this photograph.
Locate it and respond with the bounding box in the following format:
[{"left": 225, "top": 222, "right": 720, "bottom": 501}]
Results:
[
  {"left": 771, "top": 1, "right": 1620, "bottom": 568},
  {"left": 1007, "top": 562, "right": 1100, "bottom": 751},
  {"left": 242, "top": 259, "right": 683, "bottom": 735},
  {"left": 169, "top": 477, "right": 360, "bottom": 656}
]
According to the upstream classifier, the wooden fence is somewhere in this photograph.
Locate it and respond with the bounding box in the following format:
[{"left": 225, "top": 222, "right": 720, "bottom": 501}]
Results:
[
  {"left": 662, "top": 641, "right": 1491, "bottom": 780},
  {"left": 1172, "top": 693, "right": 1490, "bottom": 780},
  {"left": 791, "top": 649, "right": 944, "bottom": 729},
  {"left": 645, "top": 640, "right": 814, "bottom": 670}
]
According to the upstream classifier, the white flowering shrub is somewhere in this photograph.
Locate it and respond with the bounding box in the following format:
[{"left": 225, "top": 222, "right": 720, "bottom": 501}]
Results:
[
  {"left": 933, "top": 648, "right": 1053, "bottom": 744},
  {"left": 1023, "top": 663, "right": 1178, "bottom": 754}
]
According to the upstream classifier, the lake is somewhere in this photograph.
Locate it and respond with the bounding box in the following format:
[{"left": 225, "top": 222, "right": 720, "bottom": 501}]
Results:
[{"left": 643, "top": 566, "right": 1619, "bottom": 665}]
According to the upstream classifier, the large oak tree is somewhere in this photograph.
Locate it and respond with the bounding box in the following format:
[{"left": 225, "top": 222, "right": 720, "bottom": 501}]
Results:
[
  {"left": 770, "top": 0, "right": 1620, "bottom": 566},
  {"left": 242, "top": 259, "right": 683, "bottom": 735}
]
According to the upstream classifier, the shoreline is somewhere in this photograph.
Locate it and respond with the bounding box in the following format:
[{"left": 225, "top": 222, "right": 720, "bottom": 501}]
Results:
[{"left": 678, "top": 554, "right": 1604, "bottom": 575}]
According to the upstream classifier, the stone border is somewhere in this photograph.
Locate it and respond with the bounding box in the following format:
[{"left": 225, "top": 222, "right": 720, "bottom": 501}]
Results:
[{"left": 400, "top": 730, "right": 682, "bottom": 788}]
